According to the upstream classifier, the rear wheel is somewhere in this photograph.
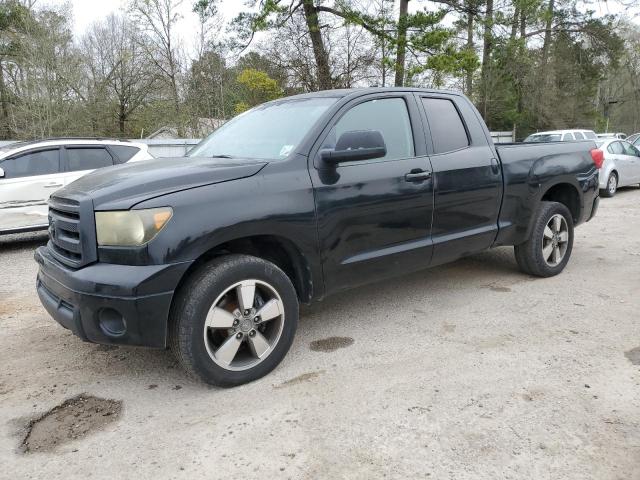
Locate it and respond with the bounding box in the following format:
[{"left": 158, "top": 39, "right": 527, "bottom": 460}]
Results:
[
  {"left": 514, "top": 201, "right": 574, "bottom": 277},
  {"left": 169, "top": 254, "right": 298, "bottom": 387},
  {"left": 601, "top": 172, "right": 618, "bottom": 197}
]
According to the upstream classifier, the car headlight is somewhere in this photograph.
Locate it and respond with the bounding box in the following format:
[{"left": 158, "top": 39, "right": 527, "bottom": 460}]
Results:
[{"left": 95, "top": 207, "right": 173, "bottom": 246}]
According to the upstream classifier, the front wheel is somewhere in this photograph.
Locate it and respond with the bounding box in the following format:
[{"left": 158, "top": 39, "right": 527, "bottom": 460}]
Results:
[
  {"left": 169, "top": 254, "right": 298, "bottom": 387},
  {"left": 514, "top": 201, "right": 574, "bottom": 277}
]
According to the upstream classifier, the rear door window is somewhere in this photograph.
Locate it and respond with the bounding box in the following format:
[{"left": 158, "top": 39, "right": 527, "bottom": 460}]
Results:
[
  {"left": 421, "top": 98, "right": 469, "bottom": 153},
  {"left": 0, "top": 148, "right": 60, "bottom": 179},
  {"left": 609, "top": 142, "right": 624, "bottom": 155},
  {"left": 65, "top": 147, "right": 114, "bottom": 172}
]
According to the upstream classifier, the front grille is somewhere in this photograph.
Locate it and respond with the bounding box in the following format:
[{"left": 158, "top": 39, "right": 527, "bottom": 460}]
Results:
[{"left": 48, "top": 195, "right": 96, "bottom": 268}]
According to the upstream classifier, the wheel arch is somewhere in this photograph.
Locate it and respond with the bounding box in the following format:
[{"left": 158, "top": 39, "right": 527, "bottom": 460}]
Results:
[
  {"left": 172, "top": 234, "right": 315, "bottom": 305},
  {"left": 540, "top": 182, "right": 582, "bottom": 224}
]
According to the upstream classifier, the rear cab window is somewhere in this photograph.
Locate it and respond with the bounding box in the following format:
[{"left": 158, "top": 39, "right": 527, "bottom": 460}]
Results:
[
  {"left": 562, "top": 133, "right": 574, "bottom": 141},
  {"left": 420, "top": 97, "right": 469, "bottom": 153},
  {"left": 574, "top": 132, "right": 585, "bottom": 140}
]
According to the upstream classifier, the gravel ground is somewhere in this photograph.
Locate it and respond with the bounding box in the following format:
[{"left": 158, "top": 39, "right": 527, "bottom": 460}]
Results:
[{"left": 1, "top": 189, "right": 639, "bottom": 480}]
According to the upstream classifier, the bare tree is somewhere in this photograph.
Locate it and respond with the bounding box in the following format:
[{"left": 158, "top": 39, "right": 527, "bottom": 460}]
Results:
[
  {"left": 129, "top": 0, "right": 184, "bottom": 116},
  {"left": 82, "top": 14, "right": 158, "bottom": 135}
]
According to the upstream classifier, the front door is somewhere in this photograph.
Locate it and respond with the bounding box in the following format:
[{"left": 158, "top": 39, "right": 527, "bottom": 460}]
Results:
[
  {"left": 0, "top": 148, "right": 63, "bottom": 232},
  {"left": 309, "top": 94, "right": 434, "bottom": 296}
]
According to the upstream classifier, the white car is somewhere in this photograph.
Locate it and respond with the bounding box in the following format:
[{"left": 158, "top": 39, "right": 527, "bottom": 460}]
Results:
[
  {"left": 596, "top": 138, "right": 640, "bottom": 197},
  {"left": 0, "top": 138, "right": 153, "bottom": 234},
  {"left": 596, "top": 132, "right": 627, "bottom": 140},
  {"left": 523, "top": 129, "right": 598, "bottom": 142}
]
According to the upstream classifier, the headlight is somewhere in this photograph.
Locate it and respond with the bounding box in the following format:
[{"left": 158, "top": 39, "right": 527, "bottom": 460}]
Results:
[{"left": 95, "top": 207, "right": 173, "bottom": 246}]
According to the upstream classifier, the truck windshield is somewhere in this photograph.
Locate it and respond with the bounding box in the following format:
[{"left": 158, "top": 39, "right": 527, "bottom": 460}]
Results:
[
  {"left": 524, "top": 134, "right": 562, "bottom": 143},
  {"left": 187, "top": 97, "right": 337, "bottom": 160}
]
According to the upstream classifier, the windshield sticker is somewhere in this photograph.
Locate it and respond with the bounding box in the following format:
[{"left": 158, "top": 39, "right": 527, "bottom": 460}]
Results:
[{"left": 279, "top": 145, "right": 294, "bottom": 156}]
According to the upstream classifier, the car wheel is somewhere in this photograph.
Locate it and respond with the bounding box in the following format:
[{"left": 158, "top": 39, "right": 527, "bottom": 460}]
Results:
[
  {"left": 600, "top": 172, "right": 618, "bottom": 197},
  {"left": 169, "top": 254, "right": 298, "bottom": 387},
  {"left": 514, "top": 201, "right": 574, "bottom": 278}
]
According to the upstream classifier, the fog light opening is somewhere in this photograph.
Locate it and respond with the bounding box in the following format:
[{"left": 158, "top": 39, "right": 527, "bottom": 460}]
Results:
[{"left": 98, "top": 308, "right": 126, "bottom": 337}]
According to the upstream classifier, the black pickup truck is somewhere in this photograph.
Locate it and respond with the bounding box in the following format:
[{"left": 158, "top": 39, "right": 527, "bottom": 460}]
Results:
[{"left": 35, "top": 88, "right": 601, "bottom": 386}]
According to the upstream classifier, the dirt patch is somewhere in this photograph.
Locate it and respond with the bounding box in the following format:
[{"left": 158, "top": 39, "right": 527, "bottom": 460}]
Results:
[
  {"left": 310, "top": 336, "right": 354, "bottom": 353},
  {"left": 21, "top": 394, "right": 122, "bottom": 453},
  {"left": 624, "top": 347, "right": 640, "bottom": 366},
  {"left": 490, "top": 286, "right": 511, "bottom": 293},
  {"left": 275, "top": 371, "right": 325, "bottom": 389}
]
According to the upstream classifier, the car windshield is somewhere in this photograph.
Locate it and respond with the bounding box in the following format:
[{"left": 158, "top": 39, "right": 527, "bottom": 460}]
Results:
[
  {"left": 187, "top": 97, "right": 338, "bottom": 160},
  {"left": 524, "top": 134, "right": 561, "bottom": 143}
]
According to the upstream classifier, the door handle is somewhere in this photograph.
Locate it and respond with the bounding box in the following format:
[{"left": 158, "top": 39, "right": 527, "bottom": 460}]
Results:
[
  {"left": 44, "top": 183, "right": 63, "bottom": 188},
  {"left": 490, "top": 158, "right": 500, "bottom": 174},
  {"left": 405, "top": 169, "right": 432, "bottom": 182}
]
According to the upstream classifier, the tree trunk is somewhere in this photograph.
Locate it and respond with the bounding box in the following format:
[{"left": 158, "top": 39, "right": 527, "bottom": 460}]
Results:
[
  {"left": 118, "top": 102, "right": 126, "bottom": 135},
  {"left": 0, "top": 63, "right": 11, "bottom": 140},
  {"left": 464, "top": 1, "right": 474, "bottom": 97},
  {"left": 394, "top": 0, "right": 410, "bottom": 87},
  {"left": 519, "top": 4, "right": 526, "bottom": 38},
  {"left": 302, "top": 0, "right": 332, "bottom": 90},
  {"left": 479, "top": 0, "right": 494, "bottom": 122},
  {"left": 541, "top": 0, "right": 555, "bottom": 69},
  {"left": 511, "top": 2, "right": 519, "bottom": 40}
]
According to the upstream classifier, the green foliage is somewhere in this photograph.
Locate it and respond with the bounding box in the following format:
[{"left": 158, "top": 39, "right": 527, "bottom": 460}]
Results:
[{"left": 234, "top": 68, "right": 283, "bottom": 112}]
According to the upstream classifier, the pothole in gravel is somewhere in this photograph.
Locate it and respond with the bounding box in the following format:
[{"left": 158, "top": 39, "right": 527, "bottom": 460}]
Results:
[
  {"left": 21, "top": 394, "right": 122, "bottom": 453},
  {"left": 310, "top": 336, "right": 354, "bottom": 352},
  {"left": 625, "top": 347, "right": 640, "bottom": 366}
]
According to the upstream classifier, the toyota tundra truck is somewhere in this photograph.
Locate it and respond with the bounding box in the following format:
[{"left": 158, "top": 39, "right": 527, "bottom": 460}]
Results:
[{"left": 35, "top": 88, "right": 601, "bottom": 386}]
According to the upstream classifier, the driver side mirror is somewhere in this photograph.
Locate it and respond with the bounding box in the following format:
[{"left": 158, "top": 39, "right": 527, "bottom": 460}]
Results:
[
  {"left": 0, "top": 167, "right": 4, "bottom": 178},
  {"left": 320, "top": 130, "right": 387, "bottom": 164}
]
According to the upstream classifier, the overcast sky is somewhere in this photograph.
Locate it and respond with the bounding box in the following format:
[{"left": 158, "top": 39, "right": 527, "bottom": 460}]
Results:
[{"left": 41, "top": 0, "right": 640, "bottom": 49}]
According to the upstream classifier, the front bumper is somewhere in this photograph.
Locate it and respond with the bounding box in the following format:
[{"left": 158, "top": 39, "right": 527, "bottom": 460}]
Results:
[{"left": 35, "top": 246, "right": 191, "bottom": 348}]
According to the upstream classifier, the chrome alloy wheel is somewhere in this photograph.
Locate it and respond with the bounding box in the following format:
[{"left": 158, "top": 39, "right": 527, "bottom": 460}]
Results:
[
  {"left": 542, "top": 214, "right": 569, "bottom": 267},
  {"left": 608, "top": 174, "right": 617, "bottom": 195},
  {"left": 203, "top": 280, "right": 284, "bottom": 371}
]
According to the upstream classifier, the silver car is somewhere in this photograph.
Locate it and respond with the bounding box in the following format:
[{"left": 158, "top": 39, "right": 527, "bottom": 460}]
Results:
[
  {"left": 596, "top": 139, "right": 640, "bottom": 197},
  {"left": 0, "top": 138, "right": 153, "bottom": 234}
]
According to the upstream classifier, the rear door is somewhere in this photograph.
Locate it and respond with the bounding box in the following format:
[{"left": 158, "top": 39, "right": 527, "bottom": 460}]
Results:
[
  {"left": 417, "top": 94, "right": 503, "bottom": 265},
  {"left": 62, "top": 145, "right": 115, "bottom": 184},
  {"left": 309, "top": 93, "right": 434, "bottom": 295},
  {"left": 0, "top": 147, "right": 62, "bottom": 231}
]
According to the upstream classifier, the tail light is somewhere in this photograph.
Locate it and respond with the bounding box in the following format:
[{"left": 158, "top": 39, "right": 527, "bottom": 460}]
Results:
[{"left": 590, "top": 148, "right": 604, "bottom": 169}]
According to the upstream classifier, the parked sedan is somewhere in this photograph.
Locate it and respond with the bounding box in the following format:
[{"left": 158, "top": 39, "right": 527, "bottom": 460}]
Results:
[
  {"left": 596, "top": 139, "right": 640, "bottom": 197},
  {"left": 627, "top": 132, "right": 640, "bottom": 144},
  {"left": 0, "top": 138, "right": 153, "bottom": 234}
]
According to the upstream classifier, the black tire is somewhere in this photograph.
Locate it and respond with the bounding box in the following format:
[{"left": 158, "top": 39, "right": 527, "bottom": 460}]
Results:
[
  {"left": 169, "top": 254, "right": 298, "bottom": 387},
  {"left": 513, "top": 201, "right": 574, "bottom": 278},
  {"left": 600, "top": 172, "right": 617, "bottom": 198}
]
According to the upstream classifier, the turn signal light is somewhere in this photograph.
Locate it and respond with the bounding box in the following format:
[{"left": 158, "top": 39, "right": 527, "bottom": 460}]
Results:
[{"left": 590, "top": 148, "right": 604, "bottom": 169}]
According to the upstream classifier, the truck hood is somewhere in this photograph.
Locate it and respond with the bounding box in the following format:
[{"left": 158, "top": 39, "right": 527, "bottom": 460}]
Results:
[{"left": 58, "top": 156, "right": 268, "bottom": 210}]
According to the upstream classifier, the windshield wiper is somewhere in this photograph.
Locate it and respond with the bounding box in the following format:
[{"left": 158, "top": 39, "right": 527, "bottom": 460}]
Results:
[{"left": 210, "top": 154, "right": 234, "bottom": 158}]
